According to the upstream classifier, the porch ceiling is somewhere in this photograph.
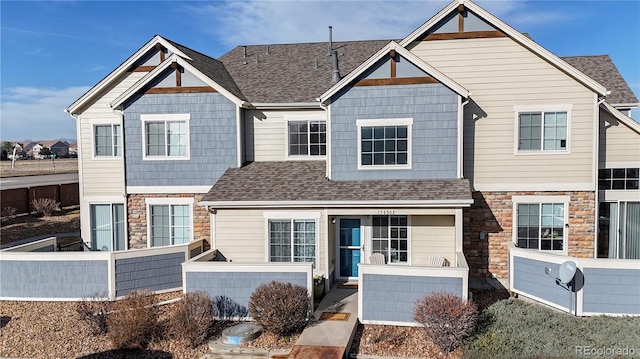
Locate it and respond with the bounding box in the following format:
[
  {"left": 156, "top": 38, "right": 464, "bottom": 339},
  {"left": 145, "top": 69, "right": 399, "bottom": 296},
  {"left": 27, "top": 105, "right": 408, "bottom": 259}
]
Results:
[{"left": 201, "top": 161, "right": 472, "bottom": 207}]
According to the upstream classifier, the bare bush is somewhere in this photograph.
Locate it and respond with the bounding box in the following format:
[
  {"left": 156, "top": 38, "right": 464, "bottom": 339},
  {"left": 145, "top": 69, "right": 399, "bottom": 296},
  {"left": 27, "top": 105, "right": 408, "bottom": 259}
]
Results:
[
  {"left": 170, "top": 291, "right": 214, "bottom": 348},
  {"left": 107, "top": 290, "right": 158, "bottom": 349},
  {"left": 32, "top": 198, "right": 60, "bottom": 217},
  {"left": 248, "top": 281, "right": 310, "bottom": 336},
  {"left": 76, "top": 293, "right": 112, "bottom": 335},
  {"left": 1, "top": 206, "right": 17, "bottom": 224},
  {"left": 413, "top": 292, "right": 478, "bottom": 353}
]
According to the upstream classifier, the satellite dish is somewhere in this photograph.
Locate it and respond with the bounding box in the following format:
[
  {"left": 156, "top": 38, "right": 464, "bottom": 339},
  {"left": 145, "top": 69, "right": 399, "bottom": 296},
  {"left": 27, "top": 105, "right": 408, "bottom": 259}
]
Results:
[{"left": 558, "top": 261, "right": 577, "bottom": 284}]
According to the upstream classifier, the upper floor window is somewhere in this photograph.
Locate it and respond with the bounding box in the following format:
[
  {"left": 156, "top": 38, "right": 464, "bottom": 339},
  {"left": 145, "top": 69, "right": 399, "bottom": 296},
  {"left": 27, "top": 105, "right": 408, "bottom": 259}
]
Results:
[
  {"left": 518, "top": 112, "right": 567, "bottom": 151},
  {"left": 94, "top": 124, "right": 121, "bottom": 157},
  {"left": 357, "top": 118, "right": 412, "bottom": 169},
  {"left": 146, "top": 197, "right": 193, "bottom": 247},
  {"left": 598, "top": 168, "right": 639, "bottom": 190},
  {"left": 288, "top": 120, "right": 326, "bottom": 157},
  {"left": 141, "top": 114, "right": 190, "bottom": 160},
  {"left": 513, "top": 196, "right": 569, "bottom": 252}
]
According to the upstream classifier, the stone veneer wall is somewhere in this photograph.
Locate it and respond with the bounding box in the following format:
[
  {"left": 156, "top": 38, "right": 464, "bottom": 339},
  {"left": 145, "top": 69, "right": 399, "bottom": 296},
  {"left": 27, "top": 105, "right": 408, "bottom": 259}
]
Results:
[
  {"left": 128, "top": 194, "right": 210, "bottom": 249},
  {"left": 464, "top": 191, "right": 595, "bottom": 281}
]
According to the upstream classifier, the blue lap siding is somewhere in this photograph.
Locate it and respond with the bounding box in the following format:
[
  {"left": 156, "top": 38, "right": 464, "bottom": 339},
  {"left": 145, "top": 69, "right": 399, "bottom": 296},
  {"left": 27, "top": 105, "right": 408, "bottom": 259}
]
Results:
[
  {"left": 330, "top": 83, "right": 459, "bottom": 181},
  {"left": 361, "top": 273, "right": 463, "bottom": 323},
  {"left": 123, "top": 92, "right": 237, "bottom": 187}
]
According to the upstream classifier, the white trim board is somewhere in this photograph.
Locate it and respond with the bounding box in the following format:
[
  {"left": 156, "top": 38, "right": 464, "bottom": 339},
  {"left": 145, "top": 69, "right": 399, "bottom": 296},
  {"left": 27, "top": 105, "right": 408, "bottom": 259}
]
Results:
[{"left": 127, "top": 186, "right": 210, "bottom": 194}]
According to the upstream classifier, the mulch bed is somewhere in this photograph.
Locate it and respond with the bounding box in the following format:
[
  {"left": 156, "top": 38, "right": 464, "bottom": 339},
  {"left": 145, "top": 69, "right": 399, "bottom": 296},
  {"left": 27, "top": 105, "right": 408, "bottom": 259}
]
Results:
[{"left": 0, "top": 206, "right": 80, "bottom": 246}]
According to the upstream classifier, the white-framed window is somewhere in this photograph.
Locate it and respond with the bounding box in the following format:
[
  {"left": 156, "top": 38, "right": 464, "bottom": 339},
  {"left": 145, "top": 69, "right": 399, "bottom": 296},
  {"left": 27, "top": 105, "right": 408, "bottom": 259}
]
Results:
[
  {"left": 145, "top": 197, "right": 193, "bottom": 247},
  {"left": 357, "top": 118, "right": 412, "bottom": 169},
  {"left": 371, "top": 215, "right": 410, "bottom": 264},
  {"left": 514, "top": 105, "right": 571, "bottom": 153},
  {"left": 598, "top": 201, "right": 640, "bottom": 259},
  {"left": 141, "top": 114, "right": 190, "bottom": 160},
  {"left": 264, "top": 212, "right": 319, "bottom": 268},
  {"left": 513, "top": 196, "right": 569, "bottom": 252},
  {"left": 598, "top": 168, "right": 640, "bottom": 190},
  {"left": 93, "top": 124, "right": 122, "bottom": 157},
  {"left": 90, "top": 203, "right": 125, "bottom": 251},
  {"left": 287, "top": 120, "right": 326, "bottom": 157}
]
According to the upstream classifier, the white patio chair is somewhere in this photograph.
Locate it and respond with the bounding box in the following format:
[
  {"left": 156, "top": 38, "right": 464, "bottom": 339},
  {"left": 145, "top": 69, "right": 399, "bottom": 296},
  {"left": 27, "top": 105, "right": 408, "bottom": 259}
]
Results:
[
  {"left": 370, "top": 252, "right": 386, "bottom": 264},
  {"left": 428, "top": 255, "right": 447, "bottom": 267}
]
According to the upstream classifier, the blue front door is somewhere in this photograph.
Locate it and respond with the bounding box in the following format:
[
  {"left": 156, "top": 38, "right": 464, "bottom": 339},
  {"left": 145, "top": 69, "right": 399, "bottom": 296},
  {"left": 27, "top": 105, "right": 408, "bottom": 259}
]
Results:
[{"left": 339, "top": 218, "right": 362, "bottom": 278}]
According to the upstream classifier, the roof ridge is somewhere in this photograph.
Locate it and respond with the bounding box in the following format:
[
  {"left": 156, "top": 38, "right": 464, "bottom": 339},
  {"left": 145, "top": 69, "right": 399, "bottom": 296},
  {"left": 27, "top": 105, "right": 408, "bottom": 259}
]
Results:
[{"left": 230, "top": 38, "right": 395, "bottom": 48}]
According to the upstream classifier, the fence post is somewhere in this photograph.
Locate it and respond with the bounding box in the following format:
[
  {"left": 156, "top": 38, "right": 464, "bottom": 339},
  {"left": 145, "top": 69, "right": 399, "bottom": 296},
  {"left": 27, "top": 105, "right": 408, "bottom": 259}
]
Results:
[{"left": 27, "top": 187, "right": 33, "bottom": 213}]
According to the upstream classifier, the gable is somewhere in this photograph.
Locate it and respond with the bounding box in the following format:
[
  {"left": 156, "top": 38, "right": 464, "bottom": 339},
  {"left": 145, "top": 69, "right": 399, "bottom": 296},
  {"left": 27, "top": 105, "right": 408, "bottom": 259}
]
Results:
[
  {"left": 67, "top": 35, "right": 194, "bottom": 115},
  {"left": 143, "top": 65, "right": 212, "bottom": 94},
  {"left": 400, "top": 0, "right": 606, "bottom": 96},
  {"left": 320, "top": 42, "right": 469, "bottom": 103},
  {"left": 362, "top": 54, "right": 429, "bottom": 79},
  {"left": 423, "top": 5, "right": 502, "bottom": 40}
]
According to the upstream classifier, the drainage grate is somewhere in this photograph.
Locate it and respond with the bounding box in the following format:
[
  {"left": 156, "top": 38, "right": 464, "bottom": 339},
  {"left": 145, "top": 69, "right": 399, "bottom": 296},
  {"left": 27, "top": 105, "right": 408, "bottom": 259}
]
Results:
[{"left": 319, "top": 312, "right": 350, "bottom": 321}]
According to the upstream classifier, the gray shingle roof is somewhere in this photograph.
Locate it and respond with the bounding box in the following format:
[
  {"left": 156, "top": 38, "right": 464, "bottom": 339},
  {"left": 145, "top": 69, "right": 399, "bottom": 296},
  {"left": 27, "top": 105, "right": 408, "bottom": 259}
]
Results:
[
  {"left": 164, "top": 38, "right": 247, "bottom": 101},
  {"left": 163, "top": 37, "right": 638, "bottom": 107},
  {"left": 202, "top": 161, "right": 472, "bottom": 205},
  {"left": 218, "top": 40, "right": 390, "bottom": 103},
  {"left": 562, "top": 55, "right": 638, "bottom": 105}
]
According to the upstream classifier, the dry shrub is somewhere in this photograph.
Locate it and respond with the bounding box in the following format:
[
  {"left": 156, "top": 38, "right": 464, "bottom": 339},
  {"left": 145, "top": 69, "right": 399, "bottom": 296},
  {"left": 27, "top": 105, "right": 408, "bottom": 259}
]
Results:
[
  {"left": 248, "top": 281, "right": 310, "bottom": 335},
  {"left": 76, "top": 293, "right": 112, "bottom": 335},
  {"left": 170, "top": 291, "right": 214, "bottom": 348},
  {"left": 32, "top": 198, "right": 60, "bottom": 217},
  {"left": 1, "top": 206, "right": 17, "bottom": 224},
  {"left": 413, "top": 292, "right": 478, "bottom": 353},
  {"left": 107, "top": 290, "right": 158, "bottom": 349}
]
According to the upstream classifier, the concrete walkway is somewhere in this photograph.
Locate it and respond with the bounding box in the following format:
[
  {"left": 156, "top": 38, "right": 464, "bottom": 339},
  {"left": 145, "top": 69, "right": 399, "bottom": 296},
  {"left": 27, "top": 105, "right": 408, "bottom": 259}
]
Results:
[{"left": 290, "top": 283, "right": 359, "bottom": 359}]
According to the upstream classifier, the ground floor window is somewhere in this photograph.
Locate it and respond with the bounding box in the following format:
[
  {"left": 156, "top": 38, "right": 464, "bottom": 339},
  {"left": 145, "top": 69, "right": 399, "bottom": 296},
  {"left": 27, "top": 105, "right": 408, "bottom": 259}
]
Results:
[
  {"left": 516, "top": 203, "right": 565, "bottom": 251},
  {"left": 269, "top": 219, "right": 316, "bottom": 267},
  {"left": 90, "top": 203, "right": 125, "bottom": 251},
  {"left": 372, "top": 215, "right": 408, "bottom": 263},
  {"left": 598, "top": 201, "right": 640, "bottom": 259},
  {"left": 149, "top": 204, "right": 191, "bottom": 246}
]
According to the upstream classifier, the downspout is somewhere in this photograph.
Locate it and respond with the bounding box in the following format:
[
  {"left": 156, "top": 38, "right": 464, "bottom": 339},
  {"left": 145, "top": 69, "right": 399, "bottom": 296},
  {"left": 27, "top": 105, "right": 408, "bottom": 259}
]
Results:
[
  {"left": 64, "top": 109, "right": 87, "bottom": 245},
  {"left": 594, "top": 96, "right": 606, "bottom": 258},
  {"left": 110, "top": 106, "right": 131, "bottom": 250},
  {"left": 458, "top": 97, "right": 470, "bottom": 179},
  {"left": 318, "top": 99, "right": 331, "bottom": 179}
]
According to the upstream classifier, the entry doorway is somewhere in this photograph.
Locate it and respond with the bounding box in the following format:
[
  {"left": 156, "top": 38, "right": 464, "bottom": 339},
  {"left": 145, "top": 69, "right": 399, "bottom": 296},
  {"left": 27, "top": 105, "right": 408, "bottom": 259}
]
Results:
[{"left": 336, "top": 218, "right": 364, "bottom": 281}]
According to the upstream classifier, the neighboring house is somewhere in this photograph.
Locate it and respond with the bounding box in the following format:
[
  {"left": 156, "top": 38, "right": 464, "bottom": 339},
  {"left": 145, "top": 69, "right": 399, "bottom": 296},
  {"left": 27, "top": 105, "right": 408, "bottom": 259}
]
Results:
[
  {"left": 28, "top": 143, "right": 44, "bottom": 159},
  {"left": 68, "top": 141, "right": 78, "bottom": 157},
  {"left": 67, "top": 0, "right": 639, "bottom": 316},
  {"left": 40, "top": 140, "right": 70, "bottom": 158}
]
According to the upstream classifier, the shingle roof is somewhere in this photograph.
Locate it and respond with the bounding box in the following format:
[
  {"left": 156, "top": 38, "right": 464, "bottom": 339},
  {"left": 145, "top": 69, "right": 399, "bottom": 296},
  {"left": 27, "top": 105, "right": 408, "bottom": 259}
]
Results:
[
  {"left": 202, "top": 161, "right": 472, "bottom": 205},
  {"left": 162, "top": 37, "right": 637, "bottom": 106},
  {"left": 562, "top": 55, "right": 639, "bottom": 105},
  {"left": 164, "top": 38, "right": 247, "bottom": 101},
  {"left": 218, "top": 40, "right": 390, "bottom": 103}
]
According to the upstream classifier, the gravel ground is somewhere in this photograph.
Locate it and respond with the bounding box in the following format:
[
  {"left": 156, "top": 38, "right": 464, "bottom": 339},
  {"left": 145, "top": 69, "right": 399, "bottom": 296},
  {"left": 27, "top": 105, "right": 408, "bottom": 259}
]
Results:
[
  {"left": 1, "top": 207, "right": 80, "bottom": 246},
  {"left": 0, "top": 293, "right": 296, "bottom": 359}
]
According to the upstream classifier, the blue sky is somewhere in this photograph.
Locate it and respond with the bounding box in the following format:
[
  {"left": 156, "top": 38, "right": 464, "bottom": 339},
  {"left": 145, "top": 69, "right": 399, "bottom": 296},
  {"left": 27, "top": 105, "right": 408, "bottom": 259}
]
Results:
[{"left": 1, "top": 0, "right": 638, "bottom": 141}]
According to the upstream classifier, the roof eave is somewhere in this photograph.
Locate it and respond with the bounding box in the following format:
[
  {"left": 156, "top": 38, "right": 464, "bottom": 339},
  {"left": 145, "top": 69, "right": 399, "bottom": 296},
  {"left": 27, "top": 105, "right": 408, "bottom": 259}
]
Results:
[
  {"left": 610, "top": 102, "right": 640, "bottom": 109},
  {"left": 66, "top": 35, "right": 193, "bottom": 115},
  {"left": 199, "top": 199, "right": 474, "bottom": 209},
  {"left": 600, "top": 102, "right": 640, "bottom": 134},
  {"left": 250, "top": 102, "right": 324, "bottom": 110}
]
